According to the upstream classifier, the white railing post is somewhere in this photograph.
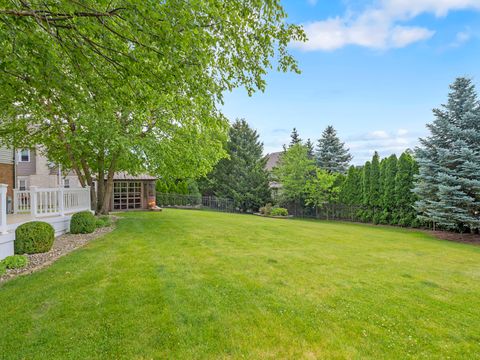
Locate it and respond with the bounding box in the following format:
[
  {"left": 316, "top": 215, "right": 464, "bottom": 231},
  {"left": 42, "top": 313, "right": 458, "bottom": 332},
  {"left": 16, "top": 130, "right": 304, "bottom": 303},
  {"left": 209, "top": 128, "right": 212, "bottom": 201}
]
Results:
[
  {"left": 30, "top": 186, "right": 38, "bottom": 218},
  {"left": 59, "top": 186, "right": 65, "bottom": 216},
  {"left": 0, "top": 184, "right": 7, "bottom": 234},
  {"left": 13, "top": 189, "right": 18, "bottom": 214},
  {"left": 0, "top": 184, "right": 8, "bottom": 234}
]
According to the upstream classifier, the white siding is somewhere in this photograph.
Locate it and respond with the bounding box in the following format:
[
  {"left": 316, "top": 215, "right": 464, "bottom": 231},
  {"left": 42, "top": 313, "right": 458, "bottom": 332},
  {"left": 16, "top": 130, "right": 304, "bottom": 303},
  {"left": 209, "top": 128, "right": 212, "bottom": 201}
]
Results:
[{"left": 0, "top": 147, "right": 14, "bottom": 164}]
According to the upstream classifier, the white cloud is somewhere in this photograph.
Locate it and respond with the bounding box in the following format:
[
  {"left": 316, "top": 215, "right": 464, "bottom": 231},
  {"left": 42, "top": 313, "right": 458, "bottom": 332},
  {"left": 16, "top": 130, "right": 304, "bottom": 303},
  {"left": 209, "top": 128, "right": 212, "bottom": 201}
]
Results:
[
  {"left": 370, "top": 130, "right": 390, "bottom": 139},
  {"left": 346, "top": 128, "right": 424, "bottom": 164},
  {"left": 293, "top": 0, "right": 480, "bottom": 51},
  {"left": 450, "top": 30, "right": 472, "bottom": 47},
  {"left": 390, "top": 26, "right": 435, "bottom": 47},
  {"left": 384, "top": 0, "right": 480, "bottom": 18},
  {"left": 307, "top": 0, "right": 318, "bottom": 5}
]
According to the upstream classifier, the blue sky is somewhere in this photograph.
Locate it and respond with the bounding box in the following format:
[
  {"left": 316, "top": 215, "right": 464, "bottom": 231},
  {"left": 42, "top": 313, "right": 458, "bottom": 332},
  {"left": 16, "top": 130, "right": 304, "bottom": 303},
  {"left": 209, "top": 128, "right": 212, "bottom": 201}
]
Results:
[{"left": 221, "top": 0, "right": 480, "bottom": 164}]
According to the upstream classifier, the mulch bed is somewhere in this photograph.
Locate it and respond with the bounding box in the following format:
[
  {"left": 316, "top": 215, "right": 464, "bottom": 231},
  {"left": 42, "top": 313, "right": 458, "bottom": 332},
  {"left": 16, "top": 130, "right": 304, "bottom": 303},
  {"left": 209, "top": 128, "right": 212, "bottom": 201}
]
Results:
[
  {"left": 0, "top": 217, "right": 117, "bottom": 283},
  {"left": 427, "top": 230, "right": 480, "bottom": 246}
]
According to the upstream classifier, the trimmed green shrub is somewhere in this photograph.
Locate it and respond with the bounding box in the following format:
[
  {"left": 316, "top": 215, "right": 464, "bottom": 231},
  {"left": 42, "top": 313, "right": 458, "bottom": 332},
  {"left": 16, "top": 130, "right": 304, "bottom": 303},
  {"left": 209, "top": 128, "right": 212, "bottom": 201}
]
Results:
[
  {"left": 15, "top": 221, "right": 54, "bottom": 254},
  {"left": 2, "top": 255, "right": 28, "bottom": 269},
  {"left": 70, "top": 211, "right": 96, "bottom": 234},
  {"left": 270, "top": 207, "right": 288, "bottom": 217},
  {"left": 0, "top": 261, "right": 6, "bottom": 276}
]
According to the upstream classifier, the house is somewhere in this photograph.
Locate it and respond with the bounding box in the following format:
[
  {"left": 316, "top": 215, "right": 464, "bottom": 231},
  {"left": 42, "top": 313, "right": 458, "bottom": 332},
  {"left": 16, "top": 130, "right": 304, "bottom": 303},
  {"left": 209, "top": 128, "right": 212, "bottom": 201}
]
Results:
[
  {"left": 265, "top": 151, "right": 282, "bottom": 198},
  {"left": 16, "top": 148, "right": 81, "bottom": 190},
  {"left": 265, "top": 151, "right": 282, "bottom": 172}
]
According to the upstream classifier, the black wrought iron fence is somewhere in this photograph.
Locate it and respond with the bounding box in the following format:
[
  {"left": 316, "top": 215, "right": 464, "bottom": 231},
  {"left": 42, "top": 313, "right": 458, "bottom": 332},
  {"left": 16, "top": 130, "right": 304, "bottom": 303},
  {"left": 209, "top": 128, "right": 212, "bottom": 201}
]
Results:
[
  {"left": 283, "top": 201, "right": 364, "bottom": 222},
  {"left": 156, "top": 193, "right": 237, "bottom": 213}
]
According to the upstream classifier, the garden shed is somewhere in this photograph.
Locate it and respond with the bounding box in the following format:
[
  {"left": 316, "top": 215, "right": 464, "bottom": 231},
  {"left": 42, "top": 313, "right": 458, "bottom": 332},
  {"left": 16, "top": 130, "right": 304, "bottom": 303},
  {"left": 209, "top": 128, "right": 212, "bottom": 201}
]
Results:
[{"left": 110, "top": 173, "right": 157, "bottom": 211}]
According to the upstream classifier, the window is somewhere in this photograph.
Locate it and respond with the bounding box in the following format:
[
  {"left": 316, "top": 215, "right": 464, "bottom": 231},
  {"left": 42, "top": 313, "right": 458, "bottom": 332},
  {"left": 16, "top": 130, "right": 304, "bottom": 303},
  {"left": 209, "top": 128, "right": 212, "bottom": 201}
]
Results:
[
  {"left": 18, "top": 179, "right": 27, "bottom": 191},
  {"left": 19, "top": 149, "right": 30, "bottom": 162},
  {"left": 113, "top": 182, "right": 143, "bottom": 210},
  {"left": 64, "top": 178, "right": 70, "bottom": 188}
]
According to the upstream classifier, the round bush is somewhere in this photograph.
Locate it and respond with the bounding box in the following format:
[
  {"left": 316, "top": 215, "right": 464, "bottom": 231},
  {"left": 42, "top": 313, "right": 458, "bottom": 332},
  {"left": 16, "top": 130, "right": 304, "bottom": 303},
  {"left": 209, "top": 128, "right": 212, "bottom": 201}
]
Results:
[
  {"left": 0, "top": 262, "right": 6, "bottom": 276},
  {"left": 270, "top": 207, "right": 288, "bottom": 217},
  {"left": 70, "top": 211, "right": 96, "bottom": 234},
  {"left": 2, "top": 255, "right": 28, "bottom": 269},
  {"left": 15, "top": 221, "right": 54, "bottom": 254}
]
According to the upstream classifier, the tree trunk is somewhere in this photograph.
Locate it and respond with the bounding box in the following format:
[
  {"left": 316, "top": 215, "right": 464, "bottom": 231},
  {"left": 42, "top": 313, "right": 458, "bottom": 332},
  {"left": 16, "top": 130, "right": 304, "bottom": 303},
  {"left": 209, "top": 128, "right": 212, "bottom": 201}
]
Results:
[
  {"left": 95, "top": 154, "right": 105, "bottom": 214},
  {"left": 99, "top": 153, "right": 119, "bottom": 215}
]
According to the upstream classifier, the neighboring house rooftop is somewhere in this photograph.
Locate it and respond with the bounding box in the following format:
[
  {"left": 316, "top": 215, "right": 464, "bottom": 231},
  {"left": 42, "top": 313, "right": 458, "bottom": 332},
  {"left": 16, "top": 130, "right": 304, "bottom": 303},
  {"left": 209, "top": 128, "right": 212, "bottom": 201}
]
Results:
[{"left": 265, "top": 151, "right": 282, "bottom": 171}]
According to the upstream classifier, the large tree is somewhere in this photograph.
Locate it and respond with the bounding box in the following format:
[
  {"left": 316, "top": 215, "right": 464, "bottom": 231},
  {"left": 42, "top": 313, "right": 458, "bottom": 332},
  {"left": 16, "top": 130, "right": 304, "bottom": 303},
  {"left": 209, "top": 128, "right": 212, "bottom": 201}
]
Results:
[
  {"left": 305, "top": 169, "right": 340, "bottom": 217},
  {"left": 0, "top": 1, "right": 304, "bottom": 213},
  {"left": 315, "top": 125, "right": 352, "bottom": 174},
  {"left": 200, "top": 119, "right": 271, "bottom": 212},
  {"left": 414, "top": 78, "right": 480, "bottom": 231},
  {"left": 274, "top": 143, "right": 315, "bottom": 207}
]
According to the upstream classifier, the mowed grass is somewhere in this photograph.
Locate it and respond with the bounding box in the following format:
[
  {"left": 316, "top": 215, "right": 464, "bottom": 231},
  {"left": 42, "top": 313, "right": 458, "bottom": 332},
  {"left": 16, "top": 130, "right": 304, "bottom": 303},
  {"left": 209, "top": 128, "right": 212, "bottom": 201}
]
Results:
[{"left": 1, "top": 210, "right": 480, "bottom": 359}]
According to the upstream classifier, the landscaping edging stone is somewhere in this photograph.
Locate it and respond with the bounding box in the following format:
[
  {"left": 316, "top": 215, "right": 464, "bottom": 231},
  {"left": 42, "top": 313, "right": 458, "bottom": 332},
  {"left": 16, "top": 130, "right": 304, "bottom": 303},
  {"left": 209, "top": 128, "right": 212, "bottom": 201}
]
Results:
[{"left": 0, "top": 217, "right": 117, "bottom": 283}]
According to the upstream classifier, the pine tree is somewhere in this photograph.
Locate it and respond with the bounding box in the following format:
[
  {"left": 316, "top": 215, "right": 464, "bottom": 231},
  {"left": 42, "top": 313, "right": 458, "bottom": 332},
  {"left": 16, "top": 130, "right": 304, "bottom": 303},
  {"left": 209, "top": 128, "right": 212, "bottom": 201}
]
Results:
[
  {"left": 201, "top": 119, "right": 271, "bottom": 212},
  {"left": 315, "top": 125, "right": 352, "bottom": 174},
  {"left": 289, "top": 128, "right": 302, "bottom": 147},
  {"left": 306, "top": 138, "right": 314, "bottom": 159},
  {"left": 414, "top": 78, "right": 480, "bottom": 232}
]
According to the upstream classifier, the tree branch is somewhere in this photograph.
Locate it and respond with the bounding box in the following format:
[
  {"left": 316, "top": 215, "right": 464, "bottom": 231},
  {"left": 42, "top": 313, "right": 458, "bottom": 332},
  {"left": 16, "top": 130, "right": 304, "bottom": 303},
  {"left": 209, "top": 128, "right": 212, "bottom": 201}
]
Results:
[{"left": 0, "top": 7, "right": 125, "bottom": 21}]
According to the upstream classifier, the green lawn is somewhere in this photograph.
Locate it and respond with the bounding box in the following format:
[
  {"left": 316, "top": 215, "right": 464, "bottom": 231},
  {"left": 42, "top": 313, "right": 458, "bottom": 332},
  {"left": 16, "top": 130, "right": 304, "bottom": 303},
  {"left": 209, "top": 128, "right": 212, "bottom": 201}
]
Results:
[{"left": 1, "top": 210, "right": 480, "bottom": 359}]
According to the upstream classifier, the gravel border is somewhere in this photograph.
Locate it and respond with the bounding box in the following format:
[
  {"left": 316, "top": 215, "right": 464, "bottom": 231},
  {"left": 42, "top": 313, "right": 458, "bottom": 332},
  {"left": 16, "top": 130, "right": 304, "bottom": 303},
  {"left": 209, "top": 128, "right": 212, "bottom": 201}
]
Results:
[{"left": 0, "top": 216, "right": 118, "bottom": 283}]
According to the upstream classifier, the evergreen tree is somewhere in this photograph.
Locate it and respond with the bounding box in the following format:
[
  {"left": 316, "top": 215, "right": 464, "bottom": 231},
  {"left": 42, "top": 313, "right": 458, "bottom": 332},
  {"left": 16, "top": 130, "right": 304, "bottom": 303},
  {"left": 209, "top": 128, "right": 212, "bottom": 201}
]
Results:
[
  {"left": 370, "top": 152, "right": 382, "bottom": 223},
  {"left": 202, "top": 119, "right": 271, "bottom": 212},
  {"left": 315, "top": 125, "right": 352, "bottom": 174},
  {"left": 289, "top": 128, "right": 302, "bottom": 147},
  {"left": 414, "top": 78, "right": 480, "bottom": 231},
  {"left": 306, "top": 138, "right": 315, "bottom": 159},
  {"left": 362, "top": 161, "right": 372, "bottom": 221},
  {"left": 381, "top": 154, "right": 398, "bottom": 224},
  {"left": 395, "top": 151, "right": 418, "bottom": 226},
  {"left": 339, "top": 165, "right": 363, "bottom": 205}
]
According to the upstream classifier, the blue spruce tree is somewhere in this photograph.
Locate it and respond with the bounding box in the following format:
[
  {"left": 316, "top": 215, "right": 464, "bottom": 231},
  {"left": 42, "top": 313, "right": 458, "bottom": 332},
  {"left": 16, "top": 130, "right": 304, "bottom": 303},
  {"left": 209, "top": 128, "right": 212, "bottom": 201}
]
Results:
[{"left": 414, "top": 77, "right": 480, "bottom": 232}]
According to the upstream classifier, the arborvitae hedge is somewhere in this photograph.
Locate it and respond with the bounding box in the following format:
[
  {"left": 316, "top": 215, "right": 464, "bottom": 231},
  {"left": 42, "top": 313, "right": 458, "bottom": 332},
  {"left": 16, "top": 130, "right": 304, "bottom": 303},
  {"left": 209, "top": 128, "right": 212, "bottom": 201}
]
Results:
[{"left": 340, "top": 151, "right": 418, "bottom": 227}]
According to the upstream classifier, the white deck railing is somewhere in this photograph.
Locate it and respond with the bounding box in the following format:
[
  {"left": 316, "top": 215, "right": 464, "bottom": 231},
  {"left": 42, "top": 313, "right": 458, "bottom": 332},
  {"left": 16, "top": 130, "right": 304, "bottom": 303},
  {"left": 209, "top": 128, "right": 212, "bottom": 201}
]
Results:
[
  {"left": 0, "top": 184, "right": 7, "bottom": 234},
  {"left": 13, "top": 186, "right": 91, "bottom": 218}
]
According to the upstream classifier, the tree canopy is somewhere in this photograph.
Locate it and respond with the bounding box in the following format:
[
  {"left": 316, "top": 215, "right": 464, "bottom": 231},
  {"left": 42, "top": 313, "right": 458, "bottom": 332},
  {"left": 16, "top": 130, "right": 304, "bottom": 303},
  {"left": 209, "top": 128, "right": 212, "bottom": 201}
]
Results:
[
  {"left": 0, "top": 1, "right": 305, "bottom": 213},
  {"left": 274, "top": 143, "right": 315, "bottom": 205}
]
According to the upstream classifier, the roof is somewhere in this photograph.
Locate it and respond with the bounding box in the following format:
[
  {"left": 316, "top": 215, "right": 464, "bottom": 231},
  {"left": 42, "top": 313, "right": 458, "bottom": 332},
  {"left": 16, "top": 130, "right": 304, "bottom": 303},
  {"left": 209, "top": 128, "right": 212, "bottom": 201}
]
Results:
[
  {"left": 113, "top": 172, "right": 157, "bottom": 181},
  {"left": 265, "top": 152, "right": 282, "bottom": 171}
]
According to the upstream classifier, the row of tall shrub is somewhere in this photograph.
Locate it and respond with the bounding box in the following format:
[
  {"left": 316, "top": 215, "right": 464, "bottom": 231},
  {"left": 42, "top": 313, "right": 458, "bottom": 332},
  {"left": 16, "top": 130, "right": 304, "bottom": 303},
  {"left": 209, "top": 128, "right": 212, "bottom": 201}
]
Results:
[{"left": 339, "top": 151, "right": 418, "bottom": 227}]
